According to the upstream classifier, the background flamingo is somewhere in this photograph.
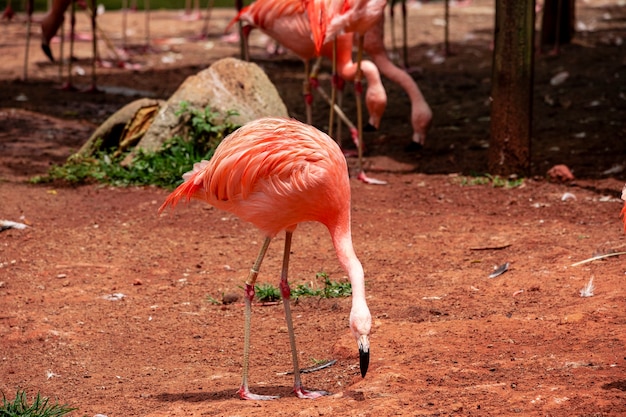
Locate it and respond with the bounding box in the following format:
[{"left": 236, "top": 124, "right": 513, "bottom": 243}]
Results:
[
  {"left": 316, "top": 0, "right": 387, "bottom": 183},
  {"left": 230, "top": 0, "right": 386, "bottom": 130},
  {"left": 159, "top": 117, "right": 372, "bottom": 400},
  {"left": 230, "top": 0, "right": 387, "bottom": 184}
]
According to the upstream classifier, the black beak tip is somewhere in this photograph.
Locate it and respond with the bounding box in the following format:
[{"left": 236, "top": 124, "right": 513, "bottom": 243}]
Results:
[
  {"left": 405, "top": 141, "right": 424, "bottom": 152},
  {"left": 41, "top": 43, "right": 55, "bottom": 62},
  {"left": 363, "top": 123, "right": 377, "bottom": 133},
  {"left": 359, "top": 348, "right": 370, "bottom": 378}
]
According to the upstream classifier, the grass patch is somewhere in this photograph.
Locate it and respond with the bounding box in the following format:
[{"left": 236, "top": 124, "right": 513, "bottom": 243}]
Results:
[
  {"left": 292, "top": 272, "right": 352, "bottom": 300},
  {"left": 0, "top": 390, "right": 76, "bottom": 417},
  {"left": 456, "top": 173, "right": 524, "bottom": 188},
  {"left": 220, "top": 273, "right": 352, "bottom": 304},
  {"left": 254, "top": 283, "right": 281, "bottom": 303},
  {"left": 31, "top": 104, "right": 238, "bottom": 189}
]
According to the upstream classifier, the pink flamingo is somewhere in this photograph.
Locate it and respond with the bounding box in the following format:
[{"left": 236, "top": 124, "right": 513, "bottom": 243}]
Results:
[
  {"left": 363, "top": 14, "right": 432, "bottom": 146},
  {"left": 159, "top": 117, "right": 372, "bottom": 400},
  {"left": 40, "top": 0, "right": 99, "bottom": 92},
  {"left": 40, "top": 0, "right": 72, "bottom": 62},
  {"left": 230, "top": 0, "right": 386, "bottom": 131},
  {"left": 229, "top": 0, "right": 387, "bottom": 184},
  {"left": 313, "top": 0, "right": 387, "bottom": 183}
]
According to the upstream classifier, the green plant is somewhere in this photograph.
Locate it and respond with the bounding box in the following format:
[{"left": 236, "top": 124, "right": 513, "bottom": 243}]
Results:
[
  {"left": 254, "top": 283, "right": 281, "bottom": 303},
  {"left": 206, "top": 295, "right": 221, "bottom": 305},
  {"left": 31, "top": 105, "right": 239, "bottom": 189},
  {"left": 248, "top": 273, "right": 352, "bottom": 303},
  {"left": 291, "top": 282, "right": 321, "bottom": 298},
  {"left": 318, "top": 272, "right": 352, "bottom": 298},
  {"left": 457, "top": 173, "right": 524, "bottom": 188},
  {"left": 0, "top": 390, "right": 76, "bottom": 417},
  {"left": 291, "top": 272, "right": 352, "bottom": 299}
]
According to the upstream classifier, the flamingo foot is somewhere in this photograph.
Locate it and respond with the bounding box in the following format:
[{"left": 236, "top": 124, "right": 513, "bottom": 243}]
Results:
[
  {"left": 294, "top": 386, "right": 330, "bottom": 399},
  {"left": 357, "top": 171, "right": 387, "bottom": 185},
  {"left": 237, "top": 386, "right": 279, "bottom": 401}
]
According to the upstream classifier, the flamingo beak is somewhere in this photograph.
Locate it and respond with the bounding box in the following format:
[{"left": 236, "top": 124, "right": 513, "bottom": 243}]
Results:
[
  {"left": 363, "top": 122, "right": 377, "bottom": 132},
  {"left": 358, "top": 335, "right": 370, "bottom": 377}
]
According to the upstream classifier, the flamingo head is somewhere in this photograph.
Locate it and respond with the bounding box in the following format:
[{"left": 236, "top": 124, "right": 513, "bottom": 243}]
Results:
[
  {"left": 411, "top": 102, "right": 433, "bottom": 146},
  {"left": 350, "top": 301, "right": 372, "bottom": 377},
  {"left": 365, "top": 83, "right": 387, "bottom": 131}
]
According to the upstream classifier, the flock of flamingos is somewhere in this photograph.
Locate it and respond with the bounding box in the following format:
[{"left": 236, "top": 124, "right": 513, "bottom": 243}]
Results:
[{"left": 4, "top": 0, "right": 626, "bottom": 401}]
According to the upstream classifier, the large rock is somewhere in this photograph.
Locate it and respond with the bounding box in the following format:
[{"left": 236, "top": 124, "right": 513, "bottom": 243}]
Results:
[
  {"left": 133, "top": 57, "right": 289, "bottom": 155},
  {"left": 75, "top": 98, "right": 163, "bottom": 158}
]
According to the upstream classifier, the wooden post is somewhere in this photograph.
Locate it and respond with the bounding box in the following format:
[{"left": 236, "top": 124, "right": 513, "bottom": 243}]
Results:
[{"left": 489, "top": 0, "right": 535, "bottom": 176}]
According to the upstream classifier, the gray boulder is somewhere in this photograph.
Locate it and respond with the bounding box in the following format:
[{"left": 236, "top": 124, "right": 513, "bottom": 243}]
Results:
[{"left": 132, "top": 57, "right": 289, "bottom": 155}]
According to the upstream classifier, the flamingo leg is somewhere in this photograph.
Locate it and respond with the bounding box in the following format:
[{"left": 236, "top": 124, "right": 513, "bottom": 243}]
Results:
[
  {"left": 335, "top": 76, "right": 344, "bottom": 148},
  {"left": 401, "top": 0, "right": 408, "bottom": 68},
  {"left": 355, "top": 35, "right": 387, "bottom": 185},
  {"left": 308, "top": 56, "right": 356, "bottom": 151},
  {"left": 23, "top": 0, "right": 33, "bottom": 81},
  {"left": 86, "top": 0, "right": 99, "bottom": 92},
  {"left": 122, "top": 0, "right": 128, "bottom": 49},
  {"left": 303, "top": 59, "right": 312, "bottom": 125},
  {"left": 144, "top": 0, "right": 151, "bottom": 51},
  {"left": 389, "top": 1, "right": 397, "bottom": 60},
  {"left": 200, "top": 0, "right": 215, "bottom": 39},
  {"left": 279, "top": 231, "right": 329, "bottom": 399},
  {"left": 328, "top": 40, "right": 337, "bottom": 139},
  {"left": 355, "top": 35, "right": 365, "bottom": 173},
  {"left": 60, "top": 0, "right": 77, "bottom": 91},
  {"left": 238, "top": 237, "right": 278, "bottom": 401}
]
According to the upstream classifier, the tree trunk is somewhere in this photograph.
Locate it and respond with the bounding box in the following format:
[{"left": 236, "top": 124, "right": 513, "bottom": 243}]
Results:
[{"left": 489, "top": 0, "right": 534, "bottom": 176}]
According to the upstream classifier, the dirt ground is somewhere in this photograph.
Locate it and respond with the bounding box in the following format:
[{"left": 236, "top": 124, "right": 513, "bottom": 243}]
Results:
[{"left": 1, "top": 1, "right": 626, "bottom": 416}]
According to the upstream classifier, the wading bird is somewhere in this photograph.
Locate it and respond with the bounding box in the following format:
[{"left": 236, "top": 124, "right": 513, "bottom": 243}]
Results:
[
  {"left": 229, "top": 0, "right": 387, "bottom": 184},
  {"left": 229, "top": 0, "right": 387, "bottom": 134},
  {"left": 159, "top": 117, "right": 372, "bottom": 400}
]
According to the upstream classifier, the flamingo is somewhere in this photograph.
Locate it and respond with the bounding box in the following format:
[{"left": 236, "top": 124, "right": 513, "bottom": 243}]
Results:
[
  {"left": 363, "top": 14, "right": 432, "bottom": 146},
  {"left": 229, "top": 0, "right": 386, "bottom": 131},
  {"left": 312, "top": 0, "right": 387, "bottom": 183},
  {"left": 229, "top": 0, "right": 387, "bottom": 184},
  {"left": 40, "top": 0, "right": 100, "bottom": 91},
  {"left": 40, "top": 0, "right": 72, "bottom": 62},
  {"left": 159, "top": 117, "right": 372, "bottom": 400}
]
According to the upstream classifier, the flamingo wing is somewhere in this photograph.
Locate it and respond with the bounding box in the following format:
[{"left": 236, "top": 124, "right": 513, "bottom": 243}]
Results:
[{"left": 160, "top": 118, "right": 348, "bottom": 236}]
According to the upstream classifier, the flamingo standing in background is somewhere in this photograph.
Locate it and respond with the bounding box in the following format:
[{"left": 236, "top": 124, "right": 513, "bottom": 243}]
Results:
[
  {"left": 229, "top": 0, "right": 386, "bottom": 131},
  {"left": 159, "top": 117, "right": 372, "bottom": 400},
  {"left": 41, "top": 0, "right": 72, "bottom": 62},
  {"left": 229, "top": 0, "right": 387, "bottom": 184},
  {"left": 40, "top": 0, "right": 99, "bottom": 91},
  {"left": 315, "top": 0, "right": 387, "bottom": 183},
  {"left": 363, "top": 14, "right": 432, "bottom": 147}
]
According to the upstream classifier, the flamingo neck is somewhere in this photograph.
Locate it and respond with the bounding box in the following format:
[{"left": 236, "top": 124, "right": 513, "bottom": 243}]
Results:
[{"left": 330, "top": 223, "right": 366, "bottom": 303}]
